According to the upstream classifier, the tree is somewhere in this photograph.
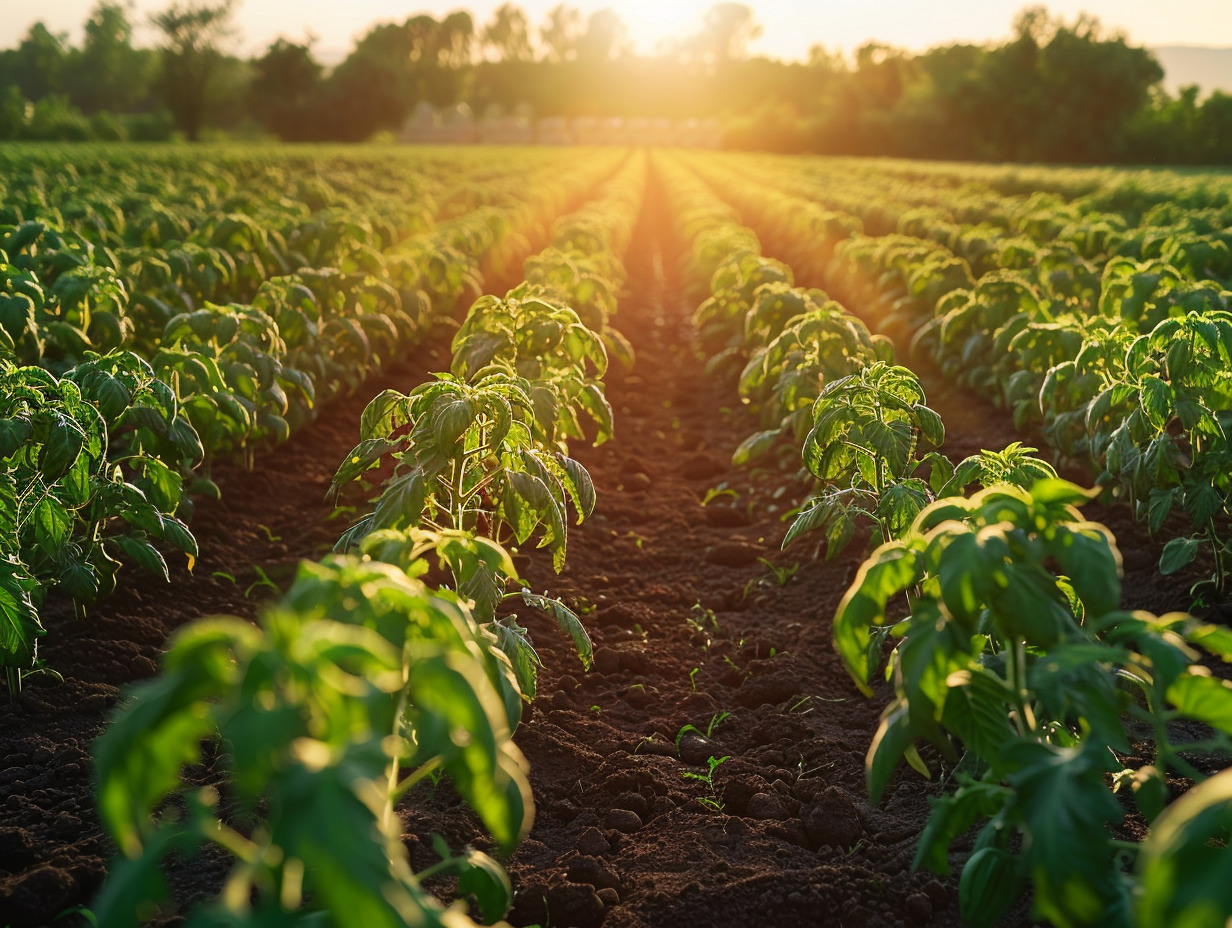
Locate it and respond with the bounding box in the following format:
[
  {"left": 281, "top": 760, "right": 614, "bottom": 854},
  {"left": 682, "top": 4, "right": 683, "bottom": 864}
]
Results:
[
  {"left": 437, "top": 11, "right": 476, "bottom": 69},
  {"left": 699, "top": 3, "right": 761, "bottom": 63},
  {"left": 69, "top": 2, "right": 152, "bottom": 115},
  {"left": 541, "top": 5, "right": 580, "bottom": 63},
  {"left": 151, "top": 0, "right": 237, "bottom": 140},
  {"left": 248, "top": 38, "right": 322, "bottom": 141},
  {"left": 576, "top": 9, "right": 628, "bottom": 62},
  {"left": 482, "top": 4, "right": 533, "bottom": 62},
  {"left": 326, "top": 20, "right": 416, "bottom": 140},
  {"left": 956, "top": 8, "right": 1163, "bottom": 161},
  {"left": 0, "top": 23, "right": 68, "bottom": 101}
]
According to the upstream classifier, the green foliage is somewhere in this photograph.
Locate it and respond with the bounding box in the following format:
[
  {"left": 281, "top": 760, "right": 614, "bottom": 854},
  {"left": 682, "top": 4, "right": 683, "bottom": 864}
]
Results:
[
  {"left": 837, "top": 481, "right": 1232, "bottom": 927},
  {"left": 89, "top": 147, "right": 643, "bottom": 926},
  {"left": 94, "top": 555, "right": 528, "bottom": 927},
  {"left": 783, "top": 363, "right": 945, "bottom": 556},
  {"left": 0, "top": 356, "right": 198, "bottom": 688}
]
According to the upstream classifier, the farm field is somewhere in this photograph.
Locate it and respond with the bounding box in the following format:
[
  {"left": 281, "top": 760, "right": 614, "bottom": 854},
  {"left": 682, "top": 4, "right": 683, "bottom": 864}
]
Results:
[{"left": 1, "top": 144, "right": 1232, "bottom": 928}]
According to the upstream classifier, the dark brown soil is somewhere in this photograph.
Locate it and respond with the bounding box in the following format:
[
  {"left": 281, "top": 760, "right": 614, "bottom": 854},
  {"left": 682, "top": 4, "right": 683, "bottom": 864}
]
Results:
[{"left": 0, "top": 166, "right": 1204, "bottom": 928}]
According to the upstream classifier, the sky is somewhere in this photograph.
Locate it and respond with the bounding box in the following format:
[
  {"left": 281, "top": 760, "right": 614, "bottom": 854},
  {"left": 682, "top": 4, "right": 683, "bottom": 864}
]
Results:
[{"left": 6, "top": 0, "right": 1232, "bottom": 63}]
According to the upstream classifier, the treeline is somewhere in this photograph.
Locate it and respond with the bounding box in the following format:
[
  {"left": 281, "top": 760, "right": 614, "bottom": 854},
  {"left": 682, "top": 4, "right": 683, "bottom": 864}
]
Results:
[{"left": 2, "top": 0, "right": 1230, "bottom": 164}]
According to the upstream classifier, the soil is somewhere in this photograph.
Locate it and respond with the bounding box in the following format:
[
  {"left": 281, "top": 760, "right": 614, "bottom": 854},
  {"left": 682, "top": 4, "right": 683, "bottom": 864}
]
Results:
[{"left": 0, "top": 165, "right": 1210, "bottom": 928}]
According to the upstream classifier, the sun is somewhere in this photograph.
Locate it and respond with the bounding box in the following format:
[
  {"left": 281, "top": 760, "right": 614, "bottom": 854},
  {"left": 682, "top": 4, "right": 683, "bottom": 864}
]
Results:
[{"left": 616, "top": 0, "right": 714, "bottom": 54}]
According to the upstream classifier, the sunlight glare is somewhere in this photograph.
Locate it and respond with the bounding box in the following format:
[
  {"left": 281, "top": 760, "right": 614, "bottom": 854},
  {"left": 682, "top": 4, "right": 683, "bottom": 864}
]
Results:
[{"left": 616, "top": 0, "right": 713, "bottom": 54}]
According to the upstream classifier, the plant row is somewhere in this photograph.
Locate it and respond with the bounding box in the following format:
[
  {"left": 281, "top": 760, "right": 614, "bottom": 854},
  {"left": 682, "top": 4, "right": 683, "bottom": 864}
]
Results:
[
  {"left": 681, "top": 151, "right": 1232, "bottom": 605},
  {"left": 0, "top": 149, "right": 627, "bottom": 693},
  {"left": 89, "top": 153, "right": 647, "bottom": 926},
  {"left": 663, "top": 151, "right": 1232, "bottom": 928}
]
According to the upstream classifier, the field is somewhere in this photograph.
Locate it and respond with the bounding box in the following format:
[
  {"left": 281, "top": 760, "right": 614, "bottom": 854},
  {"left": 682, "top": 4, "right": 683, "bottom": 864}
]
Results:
[{"left": 1, "top": 144, "right": 1231, "bottom": 928}]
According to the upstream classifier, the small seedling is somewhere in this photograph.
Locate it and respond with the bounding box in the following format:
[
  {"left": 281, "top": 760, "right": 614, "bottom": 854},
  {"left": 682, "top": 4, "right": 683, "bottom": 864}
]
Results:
[
  {"left": 756, "top": 557, "right": 800, "bottom": 587},
  {"left": 681, "top": 755, "right": 731, "bottom": 813},
  {"left": 571, "top": 597, "right": 598, "bottom": 616},
  {"left": 701, "top": 485, "right": 740, "bottom": 506},
  {"left": 723, "top": 654, "right": 752, "bottom": 681},
  {"left": 257, "top": 523, "right": 282, "bottom": 543},
  {"left": 844, "top": 838, "right": 869, "bottom": 859},
  {"left": 674, "top": 711, "right": 731, "bottom": 752},
  {"left": 211, "top": 571, "right": 237, "bottom": 584},
  {"left": 244, "top": 564, "right": 280, "bottom": 598},
  {"left": 634, "top": 734, "right": 663, "bottom": 753},
  {"left": 689, "top": 667, "right": 700, "bottom": 691},
  {"left": 689, "top": 603, "right": 720, "bottom": 632}
]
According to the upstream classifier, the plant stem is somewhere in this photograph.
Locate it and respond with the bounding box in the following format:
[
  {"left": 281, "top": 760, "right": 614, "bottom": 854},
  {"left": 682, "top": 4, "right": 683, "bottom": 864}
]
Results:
[
  {"left": 389, "top": 758, "right": 443, "bottom": 805},
  {"left": 382, "top": 650, "right": 413, "bottom": 833}
]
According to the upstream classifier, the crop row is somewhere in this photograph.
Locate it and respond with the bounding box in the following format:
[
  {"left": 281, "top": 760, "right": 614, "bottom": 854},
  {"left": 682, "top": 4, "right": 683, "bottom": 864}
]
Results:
[
  {"left": 88, "top": 152, "right": 648, "bottom": 925},
  {"left": 680, "top": 152, "right": 1232, "bottom": 606},
  {"left": 660, "top": 151, "right": 1232, "bottom": 928},
  {"left": 0, "top": 147, "right": 627, "bottom": 692}
]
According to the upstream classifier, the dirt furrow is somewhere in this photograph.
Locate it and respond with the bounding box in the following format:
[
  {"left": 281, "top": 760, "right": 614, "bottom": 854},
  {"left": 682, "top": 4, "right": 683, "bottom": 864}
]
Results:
[{"left": 409, "top": 164, "right": 1005, "bottom": 928}]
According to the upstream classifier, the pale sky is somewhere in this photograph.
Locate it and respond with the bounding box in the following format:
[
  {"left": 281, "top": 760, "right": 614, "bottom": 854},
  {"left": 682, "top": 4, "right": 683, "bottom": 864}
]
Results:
[{"left": 6, "top": 0, "right": 1232, "bottom": 63}]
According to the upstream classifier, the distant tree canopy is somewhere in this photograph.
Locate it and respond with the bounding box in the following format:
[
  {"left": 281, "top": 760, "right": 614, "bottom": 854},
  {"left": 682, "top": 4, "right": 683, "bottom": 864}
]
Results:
[
  {"left": 0, "top": 1, "right": 1228, "bottom": 164},
  {"left": 152, "top": 0, "right": 238, "bottom": 141}
]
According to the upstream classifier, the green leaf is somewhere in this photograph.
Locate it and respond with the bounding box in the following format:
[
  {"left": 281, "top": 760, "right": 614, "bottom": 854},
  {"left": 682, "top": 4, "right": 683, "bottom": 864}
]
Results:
[
  {"left": 941, "top": 668, "right": 1016, "bottom": 762},
  {"left": 494, "top": 618, "right": 540, "bottom": 700},
  {"left": 1136, "top": 767, "right": 1232, "bottom": 928},
  {"left": 430, "top": 394, "right": 476, "bottom": 449},
  {"left": 1029, "top": 478, "right": 1095, "bottom": 507},
  {"left": 1186, "top": 622, "right": 1232, "bottom": 661},
  {"left": 455, "top": 848, "right": 514, "bottom": 923},
  {"left": 914, "top": 405, "right": 945, "bottom": 448},
  {"left": 31, "top": 497, "right": 73, "bottom": 554},
  {"left": 0, "top": 417, "right": 33, "bottom": 458},
  {"left": 522, "top": 590, "right": 593, "bottom": 671},
  {"left": 404, "top": 653, "right": 529, "bottom": 852},
  {"left": 0, "top": 563, "right": 41, "bottom": 669},
  {"left": 1167, "top": 672, "right": 1232, "bottom": 735},
  {"left": 371, "top": 472, "right": 426, "bottom": 532},
  {"left": 160, "top": 517, "right": 198, "bottom": 560},
  {"left": 138, "top": 457, "right": 183, "bottom": 512},
  {"left": 1045, "top": 524, "right": 1122, "bottom": 618},
  {"left": 1003, "top": 742, "right": 1126, "bottom": 927},
  {"left": 58, "top": 557, "right": 100, "bottom": 604},
  {"left": 39, "top": 416, "right": 85, "bottom": 480},
  {"left": 95, "top": 619, "right": 258, "bottom": 855},
  {"left": 112, "top": 535, "right": 170, "bottom": 581},
  {"left": 578, "top": 383, "right": 613, "bottom": 444},
  {"left": 1159, "top": 536, "right": 1201, "bottom": 575},
  {"left": 960, "top": 847, "right": 1025, "bottom": 928},
  {"left": 867, "top": 699, "right": 926, "bottom": 804},
  {"left": 457, "top": 558, "right": 504, "bottom": 624},
  {"left": 783, "top": 495, "right": 831, "bottom": 549},
  {"left": 330, "top": 439, "right": 394, "bottom": 498},
  {"left": 359, "top": 389, "right": 409, "bottom": 440},
  {"left": 732, "top": 429, "right": 781, "bottom": 466},
  {"left": 271, "top": 755, "right": 425, "bottom": 928},
  {"left": 1145, "top": 488, "right": 1176, "bottom": 535},
  {"left": 836, "top": 543, "right": 921, "bottom": 693},
  {"left": 1184, "top": 482, "right": 1223, "bottom": 528},
  {"left": 914, "top": 781, "right": 1010, "bottom": 876},
  {"left": 558, "top": 455, "right": 596, "bottom": 521},
  {"left": 1139, "top": 375, "right": 1174, "bottom": 431}
]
